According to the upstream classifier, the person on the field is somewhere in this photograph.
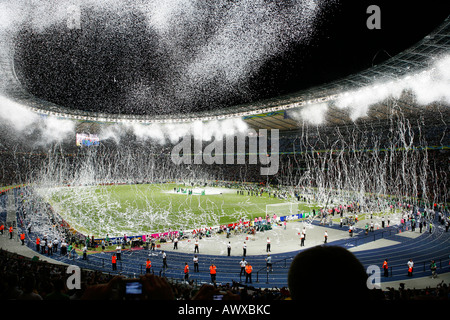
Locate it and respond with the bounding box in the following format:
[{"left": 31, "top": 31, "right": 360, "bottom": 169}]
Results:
[
  {"left": 193, "top": 255, "right": 199, "bottom": 272},
  {"left": 194, "top": 238, "right": 199, "bottom": 253},
  {"left": 184, "top": 263, "right": 189, "bottom": 282},
  {"left": 239, "top": 258, "right": 247, "bottom": 277},
  {"left": 209, "top": 264, "right": 217, "bottom": 284}
]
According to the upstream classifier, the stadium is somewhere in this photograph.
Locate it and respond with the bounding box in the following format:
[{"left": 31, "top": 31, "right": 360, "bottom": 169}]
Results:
[{"left": 0, "top": 1, "right": 449, "bottom": 304}]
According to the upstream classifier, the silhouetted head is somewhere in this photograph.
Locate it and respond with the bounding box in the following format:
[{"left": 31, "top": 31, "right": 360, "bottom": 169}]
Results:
[{"left": 288, "top": 245, "right": 382, "bottom": 300}]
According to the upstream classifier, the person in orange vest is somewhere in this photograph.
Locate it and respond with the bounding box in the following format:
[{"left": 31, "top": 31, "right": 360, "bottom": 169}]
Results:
[
  {"left": 9, "top": 226, "right": 13, "bottom": 239},
  {"left": 0, "top": 224, "right": 4, "bottom": 235},
  {"left": 184, "top": 262, "right": 189, "bottom": 282},
  {"left": 36, "top": 237, "right": 40, "bottom": 251},
  {"left": 146, "top": 258, "right": 152, "bottom": 274},
  {"left": 20, "top": 233, "right": 25, "bottom": 245},
  {"left": 245, "top": 263, "right": 253, "bottom": 283},
  {"left": 112, "top": 253, "right": 117, "bottom": 271},
  {"left": 209, "top": 263, "right": 217, "bottom": 284},
  {"left": 382, "top": 259, "right": 389, "bottom": 277}
]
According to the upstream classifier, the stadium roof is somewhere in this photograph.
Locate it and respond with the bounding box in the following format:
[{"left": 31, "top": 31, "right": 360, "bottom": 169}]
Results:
[{"left": 0, "top": 15, "right": 449, "bottom": 132}]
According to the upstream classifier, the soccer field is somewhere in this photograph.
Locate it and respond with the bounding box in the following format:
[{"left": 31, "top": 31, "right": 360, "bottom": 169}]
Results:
[{"left": 41, "top": 183, "right": 318, "bottom": 237}]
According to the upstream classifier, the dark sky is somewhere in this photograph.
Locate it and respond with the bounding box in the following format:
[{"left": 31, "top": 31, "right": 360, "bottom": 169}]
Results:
[{"left": 13, "top": 0, "right": 450, "bottom": 116}]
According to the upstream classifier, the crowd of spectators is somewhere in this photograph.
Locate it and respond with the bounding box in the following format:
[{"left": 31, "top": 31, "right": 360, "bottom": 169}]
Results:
[
  {"left": 0, "top": 248, "right": 289, "bottom": 301},
  {"left": 1, "top": 248, "right": 449, "bottom": 301},
  {"left": 384, "top": 282, "right": 450, "bottom": 300}
]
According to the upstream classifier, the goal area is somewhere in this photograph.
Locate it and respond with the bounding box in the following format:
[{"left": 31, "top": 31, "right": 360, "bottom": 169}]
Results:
[{"left": 266, "top": 202, "right": 298, "bottom": 217}]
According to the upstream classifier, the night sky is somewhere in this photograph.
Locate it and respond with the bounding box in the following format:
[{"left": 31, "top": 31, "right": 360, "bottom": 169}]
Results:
[{"left": 13, "top": 0, "right": 450, "bottom": 116}]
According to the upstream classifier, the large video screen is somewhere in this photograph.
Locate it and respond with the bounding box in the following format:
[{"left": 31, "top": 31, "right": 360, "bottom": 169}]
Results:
[{"left": 76, "top": 133, "right": 100, "bottom": 147}]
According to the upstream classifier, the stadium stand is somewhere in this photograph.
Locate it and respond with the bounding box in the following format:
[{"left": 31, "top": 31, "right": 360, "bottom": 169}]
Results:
[{"left": 1, "top": 183, "right": 449, "bottom": 301}]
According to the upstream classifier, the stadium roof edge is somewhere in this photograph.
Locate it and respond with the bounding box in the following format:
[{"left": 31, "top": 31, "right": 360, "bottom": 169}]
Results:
[{"left": 0, "top": 15, "right": 449, "bottom": 130}]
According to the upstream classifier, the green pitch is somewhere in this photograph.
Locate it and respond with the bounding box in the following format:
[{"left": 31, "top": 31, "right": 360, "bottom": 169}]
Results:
[{"left": 45, "top": 183, "right": 318, "bottom": 237}]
